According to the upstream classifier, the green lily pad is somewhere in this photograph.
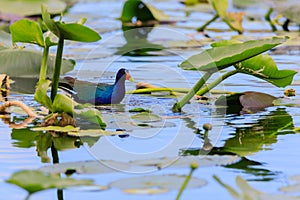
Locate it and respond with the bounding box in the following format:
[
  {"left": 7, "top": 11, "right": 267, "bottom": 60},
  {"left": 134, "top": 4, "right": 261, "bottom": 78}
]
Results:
[
  {"left": 280, "top": 175, "right": 300, "bottom": 193},
  {"left": 0, "top": 0, "right": 67, "bottom": 16},
  {"left": 6, "top": 170, "right": 94, "bottom": 194},
  {"left": 130, "top": 155, "right": 240, "bottom": 169},
  {"left": 179, "top": 36, "right": 287, "bottom": 72},
  {"left": 236, "top": 54, "right": 297, "bottom": 87},
  {"left": 31, "top": 125, "right": 79, "bottom": 132},
  {"left": 121, "top": 0, "right": 170, "bottom": 22},
  {"left": 68, "top": 129, "right": 125, "bottom": 137},
  {"left": 110, "top": 174, "right": 206, "bottom": 192},
  {"left": 214, "top": 175, "right": 300, "bottom": 200},
  {"left": 0, "top": 46, "right": 75, "bottom": 78},
  {"left": 131, "top": 112, "right": 162, "bottom": 122},
  {"left": 273, "top": 98, "right": 300, "bottom": 107},
  {"left": 129, "top": 107, "right": 152, "bottom": 113},
  {"left": 39, "top": 160, "right": 133, "bottom": 174}
]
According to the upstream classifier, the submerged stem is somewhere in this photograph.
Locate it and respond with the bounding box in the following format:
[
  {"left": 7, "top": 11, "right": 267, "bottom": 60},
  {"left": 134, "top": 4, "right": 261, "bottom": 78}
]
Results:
[
  {"left": 175, "top": 163, "right": 198, "bottom": 200},
  {"left": 51, "top": 36, "right": 64, "bottom": 101},
  {"left": 196, "top": 69, "right": 239, "bottom": 96},
  {"left": 197, "top": 14, "right": 219, "bottom": 32},
  {"left": 172, "top": 72, "right": 213, "bottom": 112},
  {"left": 39, "top": 45, "right": 50, "bottom": 81}
]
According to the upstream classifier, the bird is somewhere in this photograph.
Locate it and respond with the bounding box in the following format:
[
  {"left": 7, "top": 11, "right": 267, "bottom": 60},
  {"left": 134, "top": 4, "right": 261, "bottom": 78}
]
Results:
[{"left": 59, "top": 68, "right": 134, "bottom": 105}]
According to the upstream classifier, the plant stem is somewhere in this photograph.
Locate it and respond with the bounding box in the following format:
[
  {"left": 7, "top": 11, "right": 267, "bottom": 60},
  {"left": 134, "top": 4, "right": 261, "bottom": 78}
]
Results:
[
  {"left": 197, "top": 14, "right": 219, "bottom": 32},
  {"left": 39, "top": 45, "right": 50, "bottom": 81},
  {"left": 264, "top": 8, "right": 277, "bottom": 32},
  {"left": 175, "top": 163, "right": 198, "bottom": 200},
  {"left": 196, "top": 69, "right": 239, "bottom": 96},
  {"left": 51, "top": 36, "right": 64, "bottom": 101},
  {"left": 51, "top": 143, "right": 59, "bottom": 164},
  {"left": 172, "top": 72, "right": 213, "bottom": 112}
]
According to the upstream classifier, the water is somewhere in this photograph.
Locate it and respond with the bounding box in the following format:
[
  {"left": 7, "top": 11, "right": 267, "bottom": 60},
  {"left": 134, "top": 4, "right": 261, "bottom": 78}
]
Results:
[{"left": 1, "top": 0, "right": 300, "bottom": 199}]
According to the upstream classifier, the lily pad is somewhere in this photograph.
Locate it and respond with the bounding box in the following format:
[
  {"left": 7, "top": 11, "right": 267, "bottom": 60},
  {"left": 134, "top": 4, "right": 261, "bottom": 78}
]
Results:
[
  {"left": 273, "top": 98, "right": 300, "bottom": 107},
  {"left": 280, "top": 175, "right": 300, "bottom": 193},
  {"left": 214, "top": 175, "right": 300, "bottom": 200},
  {"left": 6, "top": 170, "right": 94, "bottom": 194},
  {"left": 39, "top": 160, "right": 132, "bottom": 174},
  {"left": 130, "top": 155, "right": 240, "bottom": 169},
  {"left": 122, "top": 188, "right": 168, "bottom": 195},
  {"left": 236, "top": 54, "right": 297, "bottom": 87},
  {"left": 131, "top": 112, "right": 162, "bottom": 122},
  {"left": 31, "top": 125, "right": 80, "bottom": 133},
  {"left": 121, "top": 0, "right": 170, "bottom": 22},
  {"left": 68, "top": 129, "right": 125, "bottom": 137},
  {"left": 129, "top": 107, "right": 152, "bottom": 113},
  {"left": 179, "top": 36, "right": 287, "bottom": 72},
  {"left": 0, "top": 46, "right": 75, "bottom": 78},
  {"left": 110, "top": 174, "right": 206, "bottom": 192},
  {"left": 0, "top": 0, "right": 67, "bottom": 16}
]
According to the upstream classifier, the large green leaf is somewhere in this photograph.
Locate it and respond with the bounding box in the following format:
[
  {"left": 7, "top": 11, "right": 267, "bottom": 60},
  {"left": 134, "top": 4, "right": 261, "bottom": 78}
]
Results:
[
  {"left": 52, "top": 94, "right": 76, "bottom": 115},
  {"left": 179, "top": 36, "right": 288, "bottom": 72},
  {"left": 10, "top": 19, "right": 44, "bottom": 47},
  {"left": 42, "top": 5, "right": 101, "bottom": 42},
  {"left": 55, "top": 23, "right": 101, "bottom": 42},
  {"left": 120, "top": 0, "right": 169, "bottom": 22},
  {"left": 0, "top": 47, "right": 75, "bottom": 78},
  {"left": 6, "top": 170, "right": 93, "bottom": 194},
  {"left": 0, "top": 0, "right": 66, "bottom": 16},
  {"left": 236, "top": 54, "right": 297, "bottom": 87}
]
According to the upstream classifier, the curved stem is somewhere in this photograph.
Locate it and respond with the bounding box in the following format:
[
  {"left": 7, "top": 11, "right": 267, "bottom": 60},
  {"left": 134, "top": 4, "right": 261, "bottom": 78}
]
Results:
[
  {"left": 51, "top": 36, "right": 64, "bottom": 101},
  {"left": 39, "top": 45, "right": 50, "bottom": 81},
  {"left": 175, "top": 164, "right": 198, "bottom": 200},
  {"left": 196, "top": 69, "right": 239, "bottom": 96},
  {"left": 197, "top": 14, "right": 219, "bottom": 32},
  {"left": 172, "top": 72, "right": 213, "bottom": 112},
  {"left": 265, "top": 8, "right": 277, "bottom": 32}
]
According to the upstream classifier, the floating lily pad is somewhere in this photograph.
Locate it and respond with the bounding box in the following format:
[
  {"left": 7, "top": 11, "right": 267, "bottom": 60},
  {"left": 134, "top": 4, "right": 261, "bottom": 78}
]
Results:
[
  {"left": 123, "top": 188, "right": 168, "bottom": 195},
  {"left": 110, "top": 174, "right": 206, "bottom": 192},
  {"left": 280, "top": 175, "right": 300, "bottom": 193},
  {"left": 0, "top": 0, "right": 67, "bottom": 16},
  {"left": 130, "top": 155, "right": 240, "bottom": 169},
  {"left": 273, "top": 98, "right": 300, "bottom": 107},
  {"left": 6, "top": 170, "right": 94, "bottom": 194},
  {"left": 215, "top": 175, "right": 300, "bottom": 200},
  {"left": 129, "top": 107, "right": 152, "bottom": 113},
  {"left": 0, "top": 46, "right": 75, "bottom": 78},
  {"left": 39, "top": 160, "right": 143, "bottom": 174},
  {"left": 121, "top": 0, "right": 170, "bottom": 22},
  {"left": 131, "top": 112, "right": 162, "bottom": 122},
  {"left": 31, "top": 125, "right": 79, "bottom": 133},
  {"left": 68, "top": 129, "right": 125, "bottom": 137}
]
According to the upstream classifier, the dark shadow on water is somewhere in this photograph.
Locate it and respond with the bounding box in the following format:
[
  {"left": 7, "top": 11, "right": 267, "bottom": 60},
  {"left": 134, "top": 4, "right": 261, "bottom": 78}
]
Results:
[
  {"left": 10, "top": 77, "right": 38, "bottom": 94},
  {"left": 116, "top": 25, "right": 164, "bottom": 56}
]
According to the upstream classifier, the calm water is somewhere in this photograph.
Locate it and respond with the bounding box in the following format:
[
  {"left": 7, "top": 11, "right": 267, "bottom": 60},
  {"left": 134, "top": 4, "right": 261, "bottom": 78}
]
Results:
[{"left": 1, "top": 0, "right": 300, "bottom": 199}]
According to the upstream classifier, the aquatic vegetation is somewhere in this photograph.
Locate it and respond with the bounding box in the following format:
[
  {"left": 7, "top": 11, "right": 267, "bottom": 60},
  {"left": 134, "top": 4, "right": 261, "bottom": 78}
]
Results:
[{"left": 172, "top": 36, "right": 297, "bottom": 112}]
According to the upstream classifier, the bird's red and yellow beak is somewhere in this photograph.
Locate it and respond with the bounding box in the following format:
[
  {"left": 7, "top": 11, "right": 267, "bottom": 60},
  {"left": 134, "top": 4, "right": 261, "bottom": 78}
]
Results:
[{"left": 125, "top": 71, "right": 134, "bottom": 82}]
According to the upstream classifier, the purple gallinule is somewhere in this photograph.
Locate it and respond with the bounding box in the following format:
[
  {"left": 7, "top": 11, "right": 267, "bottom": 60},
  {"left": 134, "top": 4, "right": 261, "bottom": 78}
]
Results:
[{"left": 59, "top": 68, "right": 133, "bottom": 104}]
